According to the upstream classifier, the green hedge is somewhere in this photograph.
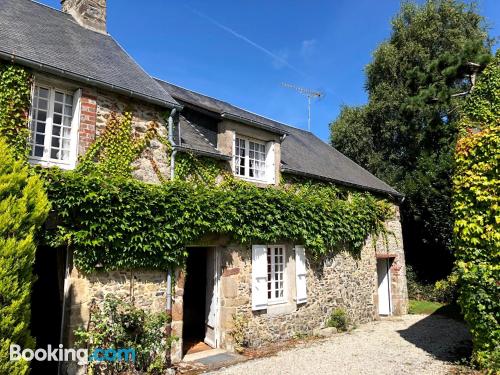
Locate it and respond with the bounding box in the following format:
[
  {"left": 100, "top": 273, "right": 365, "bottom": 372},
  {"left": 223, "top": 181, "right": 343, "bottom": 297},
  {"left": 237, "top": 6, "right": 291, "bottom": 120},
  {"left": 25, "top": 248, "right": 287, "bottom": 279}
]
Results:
[{"left": 0, "top": 138, "right": 50, "bottom": 375}]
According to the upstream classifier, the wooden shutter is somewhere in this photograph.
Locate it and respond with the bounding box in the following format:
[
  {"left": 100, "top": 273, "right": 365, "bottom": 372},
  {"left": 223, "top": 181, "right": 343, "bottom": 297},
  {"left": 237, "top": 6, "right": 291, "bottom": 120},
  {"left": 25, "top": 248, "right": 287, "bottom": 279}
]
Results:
[
  {"left": 69, "top": 88, "right": 82, "bottom": 168},
  {"left": 265, "top": 141, "right": 275, "bottom": 184},
  {"left": 252, "top": 244, "right": 268, "bottom": 310},
  {"left": 295, "top": 246, "right": 307, "bottom": 304}
]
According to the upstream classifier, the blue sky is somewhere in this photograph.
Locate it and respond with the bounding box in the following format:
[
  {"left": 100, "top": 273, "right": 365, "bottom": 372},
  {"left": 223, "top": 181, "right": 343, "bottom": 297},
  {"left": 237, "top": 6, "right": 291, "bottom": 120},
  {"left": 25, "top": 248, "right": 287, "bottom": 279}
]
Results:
[{"left": 40, "top": 0, "right": 499, "bottom": 141}]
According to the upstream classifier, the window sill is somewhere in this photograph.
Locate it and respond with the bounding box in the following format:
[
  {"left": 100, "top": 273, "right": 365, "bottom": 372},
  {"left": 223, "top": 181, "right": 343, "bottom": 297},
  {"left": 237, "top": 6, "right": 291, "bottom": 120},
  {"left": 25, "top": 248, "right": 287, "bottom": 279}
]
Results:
[
  {"left": 29, "top": 158, "right": 75, "bottom": 170},
  {"left": 234, "top": 175, "right": 275, "bottom": 186},
  {"left": 265, "top": 300, "right": 297, "bottom": 316}
]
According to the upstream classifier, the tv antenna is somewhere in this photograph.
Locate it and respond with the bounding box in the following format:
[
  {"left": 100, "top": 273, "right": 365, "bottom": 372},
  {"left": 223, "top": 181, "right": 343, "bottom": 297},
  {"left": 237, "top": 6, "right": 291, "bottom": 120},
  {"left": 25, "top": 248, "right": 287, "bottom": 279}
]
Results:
[{"left": 282, "top": 83, "right": 324, "bottom": 131}]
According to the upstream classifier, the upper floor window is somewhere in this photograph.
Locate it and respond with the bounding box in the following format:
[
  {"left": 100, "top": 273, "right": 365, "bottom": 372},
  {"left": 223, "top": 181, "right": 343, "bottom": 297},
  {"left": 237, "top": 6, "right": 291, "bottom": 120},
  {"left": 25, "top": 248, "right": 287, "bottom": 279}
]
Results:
[
  {"left": 233, "top": 135, "right": 275, "bottom": 183},
  {"left": 29, "top": 84, "right": 81, "bottom": 169}
]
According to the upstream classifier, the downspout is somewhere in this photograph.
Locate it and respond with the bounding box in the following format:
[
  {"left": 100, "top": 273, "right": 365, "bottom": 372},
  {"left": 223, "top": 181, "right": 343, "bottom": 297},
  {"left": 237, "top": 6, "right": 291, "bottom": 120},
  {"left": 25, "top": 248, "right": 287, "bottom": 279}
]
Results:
[
  {"left": 166, "top": 108, "right": 177, "bottom": 366},
  {"left": 168, "top": 108, "right": 178, "bottom": 180}
]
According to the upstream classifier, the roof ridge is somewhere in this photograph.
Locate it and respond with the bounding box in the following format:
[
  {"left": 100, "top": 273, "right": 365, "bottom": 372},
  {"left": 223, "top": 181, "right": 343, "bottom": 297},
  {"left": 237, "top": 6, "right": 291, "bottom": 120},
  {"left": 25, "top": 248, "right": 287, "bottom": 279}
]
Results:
[{"left": 155, "top": 78, "right": 311, "bottom": 135}]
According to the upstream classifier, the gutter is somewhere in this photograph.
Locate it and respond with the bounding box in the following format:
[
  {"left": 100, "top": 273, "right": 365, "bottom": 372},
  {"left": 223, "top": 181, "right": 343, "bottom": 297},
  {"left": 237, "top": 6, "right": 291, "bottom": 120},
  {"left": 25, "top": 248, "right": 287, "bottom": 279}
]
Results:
[
  {"left": 0, "top": 50, "right": 182, "bottom": 110},
  {"left": 221, "top": 112, "right": 289, "bottom": 136},
  {"left": 281, "top": 166, "right": 404, "bottom": 202}
]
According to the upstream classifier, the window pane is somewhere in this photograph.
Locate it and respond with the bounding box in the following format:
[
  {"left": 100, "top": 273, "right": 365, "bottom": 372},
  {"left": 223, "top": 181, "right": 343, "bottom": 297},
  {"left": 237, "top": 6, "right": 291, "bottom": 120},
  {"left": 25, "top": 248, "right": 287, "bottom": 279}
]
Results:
[
  {"left": 64, "top": 105, "right": 72, "bottom": 116},
  {"left": 55, "top": 92, "right": 64, "bottom": 102},
  {"left": 52, "top": 126, "right": 61, "bottom": 136},
  {"left": 37, "top": 111, "right": 47, "bottom": 122},
  {"left": 38, "top": 98, "right": 48, "bottom": 110},
  {"left": 54, "top": 102, "right": 63, "bottom": 114},
  {"left": 36, "top": 122, "right": 45, "bottom": 133},
  {"left": 35, "top": 134, "right": 44, "bottom": 145},
  {"left": 61, "top": 151, "right": 70, "bottom": 160},
  {"left": 53, "top": 114, "right": 62, "bottom": 125},
  {"left": 39, "top": 88, "right": 49, "bottom": 98},
  {"left": 34, "top": 146, "right": 44, "bottom": 157},
  {"left": 50, "top": 149, "right": 59, "bottom": 159},
  {"left": 51, "top": 137, "right": 60, "bottom": 147}
]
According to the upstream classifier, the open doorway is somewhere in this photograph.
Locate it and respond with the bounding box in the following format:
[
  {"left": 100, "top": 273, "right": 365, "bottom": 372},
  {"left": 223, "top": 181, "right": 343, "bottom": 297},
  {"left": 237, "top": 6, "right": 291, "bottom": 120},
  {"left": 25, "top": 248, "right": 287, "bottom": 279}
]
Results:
[
  {"left": 377, "top": 258, "right": 392, "bottom": 316},
  {"left": 30, "top": 246, "right": 66, "bottom": 374},
  {"left": 182, "top": 247, "right": 219, "bottom": 355}
]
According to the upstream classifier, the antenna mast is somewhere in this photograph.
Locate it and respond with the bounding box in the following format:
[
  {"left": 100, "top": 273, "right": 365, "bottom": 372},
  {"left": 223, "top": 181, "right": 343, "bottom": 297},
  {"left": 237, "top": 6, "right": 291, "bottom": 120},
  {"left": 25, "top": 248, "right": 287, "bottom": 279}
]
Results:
[{"left": 282, "top": 83, "right": 323, "bottom": 131}]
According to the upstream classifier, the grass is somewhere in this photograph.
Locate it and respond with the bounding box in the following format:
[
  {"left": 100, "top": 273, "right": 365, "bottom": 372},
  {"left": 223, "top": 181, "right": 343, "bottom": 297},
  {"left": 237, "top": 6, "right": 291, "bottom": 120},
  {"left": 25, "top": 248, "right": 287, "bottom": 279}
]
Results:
[
  {"left": 409, "top": 299, "right": 464, "bottom": 320},
  {"left": 409, "top": 299, "right": 445, "bottom": 314}
]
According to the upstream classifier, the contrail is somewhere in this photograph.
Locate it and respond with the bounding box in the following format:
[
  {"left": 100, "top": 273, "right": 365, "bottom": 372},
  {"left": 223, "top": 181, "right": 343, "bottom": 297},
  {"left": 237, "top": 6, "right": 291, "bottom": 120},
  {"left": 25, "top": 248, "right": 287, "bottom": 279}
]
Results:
[{"left": 185, "top": 5, "right": 307, "bottom": 77}]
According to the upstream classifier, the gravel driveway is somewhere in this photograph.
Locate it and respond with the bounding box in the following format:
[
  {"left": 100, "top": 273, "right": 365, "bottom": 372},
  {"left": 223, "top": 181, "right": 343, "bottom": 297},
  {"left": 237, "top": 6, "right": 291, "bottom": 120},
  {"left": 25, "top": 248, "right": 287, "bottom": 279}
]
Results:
[{"left": 211, "top": 314, "right": 471, "bottom": 375}]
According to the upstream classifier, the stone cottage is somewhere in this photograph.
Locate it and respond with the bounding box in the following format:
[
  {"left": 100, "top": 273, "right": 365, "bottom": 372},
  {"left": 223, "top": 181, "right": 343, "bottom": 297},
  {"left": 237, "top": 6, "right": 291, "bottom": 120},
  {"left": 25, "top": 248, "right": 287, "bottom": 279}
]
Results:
[{"left": 0, "top": 0, "right": 408, "bottom": 370}]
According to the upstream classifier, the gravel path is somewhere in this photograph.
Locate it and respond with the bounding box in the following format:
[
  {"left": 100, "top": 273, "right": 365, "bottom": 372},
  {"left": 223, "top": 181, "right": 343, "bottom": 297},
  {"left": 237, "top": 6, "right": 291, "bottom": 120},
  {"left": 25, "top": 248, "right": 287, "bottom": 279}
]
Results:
[{"left": 211, "top": 314, "right": 471, "bottom": 375}]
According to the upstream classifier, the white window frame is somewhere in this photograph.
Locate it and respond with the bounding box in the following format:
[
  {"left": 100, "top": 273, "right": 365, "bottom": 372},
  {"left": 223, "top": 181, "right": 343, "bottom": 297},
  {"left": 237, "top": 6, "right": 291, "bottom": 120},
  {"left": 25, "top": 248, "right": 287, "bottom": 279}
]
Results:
[
  {"left": 28, "top": 81, "right": 81, "bottom": 169},
  {"left": 267, "top": 245, "right": 286, "bottom": 304},
  {"left": 233, "top": 134, "right": 273, "bottom": 183}
]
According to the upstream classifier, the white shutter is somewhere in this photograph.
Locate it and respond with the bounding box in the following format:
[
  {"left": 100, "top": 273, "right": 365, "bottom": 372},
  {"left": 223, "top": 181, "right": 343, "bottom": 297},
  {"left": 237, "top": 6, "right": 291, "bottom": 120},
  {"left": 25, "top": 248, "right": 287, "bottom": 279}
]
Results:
[
  {"left": 69, "top": 88, "right": 82, "bottom": 168},
  {"left": 265, "top": 141, "right": 275, "bottom": 184},
  {"left": 252, "top": 244, "right": 268, "bottom": 310},
  {"left": 295, "top": 246, "right": 307, "bottom": 304}
]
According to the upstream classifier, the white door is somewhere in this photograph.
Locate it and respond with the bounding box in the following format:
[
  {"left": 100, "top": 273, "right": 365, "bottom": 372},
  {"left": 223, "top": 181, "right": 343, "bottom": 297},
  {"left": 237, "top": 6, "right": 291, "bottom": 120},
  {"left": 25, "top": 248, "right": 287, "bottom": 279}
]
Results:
[
  {"left": 377, "top": 259, "right": 392, "bottom": 315},
  {"left": 204, "top": 248, "right": 219, "bottom": 347}
]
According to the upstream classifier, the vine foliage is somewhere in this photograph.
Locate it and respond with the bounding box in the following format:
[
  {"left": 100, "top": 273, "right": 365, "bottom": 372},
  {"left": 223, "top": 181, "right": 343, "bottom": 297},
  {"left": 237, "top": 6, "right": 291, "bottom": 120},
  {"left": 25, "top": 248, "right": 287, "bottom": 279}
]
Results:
[
  {"left": 453, "top": 52, "right": 500, "bottom": 371},
  {"left": 0, "top": 63, "right": 32, "bottom": 159},
  {"left": 42, "top": 170, "right": 391, "bottom": 273},
  {"left": 78, "top": 111, "right": 167, "bottom": 178}
]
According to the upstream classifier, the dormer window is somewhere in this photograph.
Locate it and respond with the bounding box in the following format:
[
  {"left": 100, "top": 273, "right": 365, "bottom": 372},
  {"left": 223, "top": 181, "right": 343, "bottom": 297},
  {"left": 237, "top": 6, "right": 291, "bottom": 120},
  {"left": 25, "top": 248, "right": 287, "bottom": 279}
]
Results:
[{"left": 233, "top": 135, "right": 275, "bottom": 184}]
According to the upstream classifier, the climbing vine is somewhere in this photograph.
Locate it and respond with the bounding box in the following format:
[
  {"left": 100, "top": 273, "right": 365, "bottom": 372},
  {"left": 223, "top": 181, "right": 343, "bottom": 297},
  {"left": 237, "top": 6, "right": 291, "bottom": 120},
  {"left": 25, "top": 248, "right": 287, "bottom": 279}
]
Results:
[
  {"left": 453, "top": 52, "right": 500, "bottom": 371},
  {"left": 0, "top": 62, "right": 32, "bottom": 159},
  {"left": 77, "top": 111, "right": 168, "bottom": 178},
  {"left": 174, "top": 152, "right": 228, "bottom": 184},
  {"left": 41, "top": 168, "right": 391, "bottom": 273}
]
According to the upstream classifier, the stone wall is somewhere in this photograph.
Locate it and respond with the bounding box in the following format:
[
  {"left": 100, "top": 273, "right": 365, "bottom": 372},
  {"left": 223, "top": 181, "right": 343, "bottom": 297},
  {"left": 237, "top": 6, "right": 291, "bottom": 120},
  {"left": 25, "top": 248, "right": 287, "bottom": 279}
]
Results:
[
  {"left": 214, "top": 204, "right": 407, "bottom": 351},
  {"left": 94, "top": 90, "right": 170, "bottom": 183},
  {"left": 65, "top": 267, "right": 167, "bottom": 347}
]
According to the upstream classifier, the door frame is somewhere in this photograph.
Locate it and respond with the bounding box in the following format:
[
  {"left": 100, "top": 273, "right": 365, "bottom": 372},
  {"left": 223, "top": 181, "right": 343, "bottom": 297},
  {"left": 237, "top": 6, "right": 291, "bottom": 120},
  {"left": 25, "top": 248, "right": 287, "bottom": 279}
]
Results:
[
  {"left": 185, "top": 245, "right": 221, "bottom": 348},
  {"left": 377, "top": 258, "right": 392, "bottom": 316}
]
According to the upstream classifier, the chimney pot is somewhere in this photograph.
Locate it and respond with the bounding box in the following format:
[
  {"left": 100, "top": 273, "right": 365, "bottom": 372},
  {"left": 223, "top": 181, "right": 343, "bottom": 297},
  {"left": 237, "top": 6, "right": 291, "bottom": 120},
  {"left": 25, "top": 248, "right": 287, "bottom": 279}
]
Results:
[{"left": 61, "top": 0, "right": 107, "bottom": 34}]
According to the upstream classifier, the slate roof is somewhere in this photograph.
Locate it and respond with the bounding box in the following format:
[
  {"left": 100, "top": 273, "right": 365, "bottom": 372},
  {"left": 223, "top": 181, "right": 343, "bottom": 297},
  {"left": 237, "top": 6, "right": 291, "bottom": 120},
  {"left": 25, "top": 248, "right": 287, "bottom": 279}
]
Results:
[
  {"left": 157, "top": 79, "right": 402, "bottom": 198},
  {"left": 0, "top": 0, "right": 178, "bottom": 108}
]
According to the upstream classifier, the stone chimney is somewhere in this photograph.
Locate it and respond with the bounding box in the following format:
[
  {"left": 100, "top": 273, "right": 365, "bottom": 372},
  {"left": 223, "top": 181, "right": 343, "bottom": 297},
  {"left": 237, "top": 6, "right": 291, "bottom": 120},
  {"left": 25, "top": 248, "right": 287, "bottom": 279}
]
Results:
[{"left": 61, "top": 0, "right": 107, "bottom": 34}]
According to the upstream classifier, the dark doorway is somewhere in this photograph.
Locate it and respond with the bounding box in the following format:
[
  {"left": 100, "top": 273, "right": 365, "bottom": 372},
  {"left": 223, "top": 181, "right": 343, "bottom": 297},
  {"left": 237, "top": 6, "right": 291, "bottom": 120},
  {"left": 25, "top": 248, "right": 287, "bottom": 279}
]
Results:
[
  {"left": 30, "top": 245, "right": 65, "bottom": 374},
  {"left": 182, "top": 248, "right": 208, "bottom": 354}
]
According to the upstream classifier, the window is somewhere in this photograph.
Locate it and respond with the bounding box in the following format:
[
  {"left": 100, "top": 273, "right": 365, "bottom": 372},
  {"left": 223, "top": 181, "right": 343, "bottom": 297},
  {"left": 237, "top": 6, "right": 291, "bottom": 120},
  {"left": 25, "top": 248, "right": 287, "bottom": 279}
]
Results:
[
  {"left": 29, "top": 84, "right": 80, "bottom": 168},
  {"left": 267, "top": 246, "right": 285, "bottom": 302},
  {"left": 251, "top": 244, "right": 307, "bottom": 311},
  {"left": 234, "top": 135, "right": 271, "bottom": 182}
]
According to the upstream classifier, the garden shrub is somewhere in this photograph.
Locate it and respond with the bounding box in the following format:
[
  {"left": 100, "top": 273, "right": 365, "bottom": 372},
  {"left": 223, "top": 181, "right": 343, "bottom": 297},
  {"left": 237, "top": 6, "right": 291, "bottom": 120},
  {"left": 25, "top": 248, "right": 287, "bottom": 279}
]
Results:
[
  {"left": 453, "top": 52, "right": 500, "bottom": 371},
  {"left": 0, "top": 138, "right": 50, "bottom": 375},
  {"left": 326, "top": 308, "right": 349, "bottom": 332},
  {"left": 74, "top": 294, "right": 173, "bottom": 375}
]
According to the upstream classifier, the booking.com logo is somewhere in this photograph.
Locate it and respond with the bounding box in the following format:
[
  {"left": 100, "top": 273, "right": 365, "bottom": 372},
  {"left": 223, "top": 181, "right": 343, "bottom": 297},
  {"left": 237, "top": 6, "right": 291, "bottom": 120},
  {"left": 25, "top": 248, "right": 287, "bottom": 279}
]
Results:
[{"left": 10, "top": 344, "right": 136, "bottom": 366}]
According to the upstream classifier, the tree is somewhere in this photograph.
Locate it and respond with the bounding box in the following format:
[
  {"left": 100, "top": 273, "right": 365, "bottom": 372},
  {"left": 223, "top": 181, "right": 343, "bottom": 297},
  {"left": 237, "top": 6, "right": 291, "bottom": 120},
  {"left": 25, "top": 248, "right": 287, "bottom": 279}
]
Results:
[
  {"left": 0, "top": 138, "right": 50, "bottom": 374},
  {"left": 453, "top": 52, "right": 500, "bottom": 370},
  {"left": 330, "top": 0, "right": 491, "bottom": 281}
]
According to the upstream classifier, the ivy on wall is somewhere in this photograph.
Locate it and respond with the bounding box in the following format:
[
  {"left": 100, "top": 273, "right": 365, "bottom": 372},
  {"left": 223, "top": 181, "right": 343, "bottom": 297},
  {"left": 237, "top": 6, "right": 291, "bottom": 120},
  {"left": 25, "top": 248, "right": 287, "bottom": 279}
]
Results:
[
  {"left": 42, "top": 168, "right": 391, "bottom": 273},
  {"left": 453, "top": 52, "right": 500, "bottom": 370},
  {"left": 78, "top": 111, "right": 167, "bottom": 178},
  {"left": 0, "top": 63, "right": 32, "bottom": 159},
  {"left": 174, "top": 152, "right": 228, "bottom": 184}
]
